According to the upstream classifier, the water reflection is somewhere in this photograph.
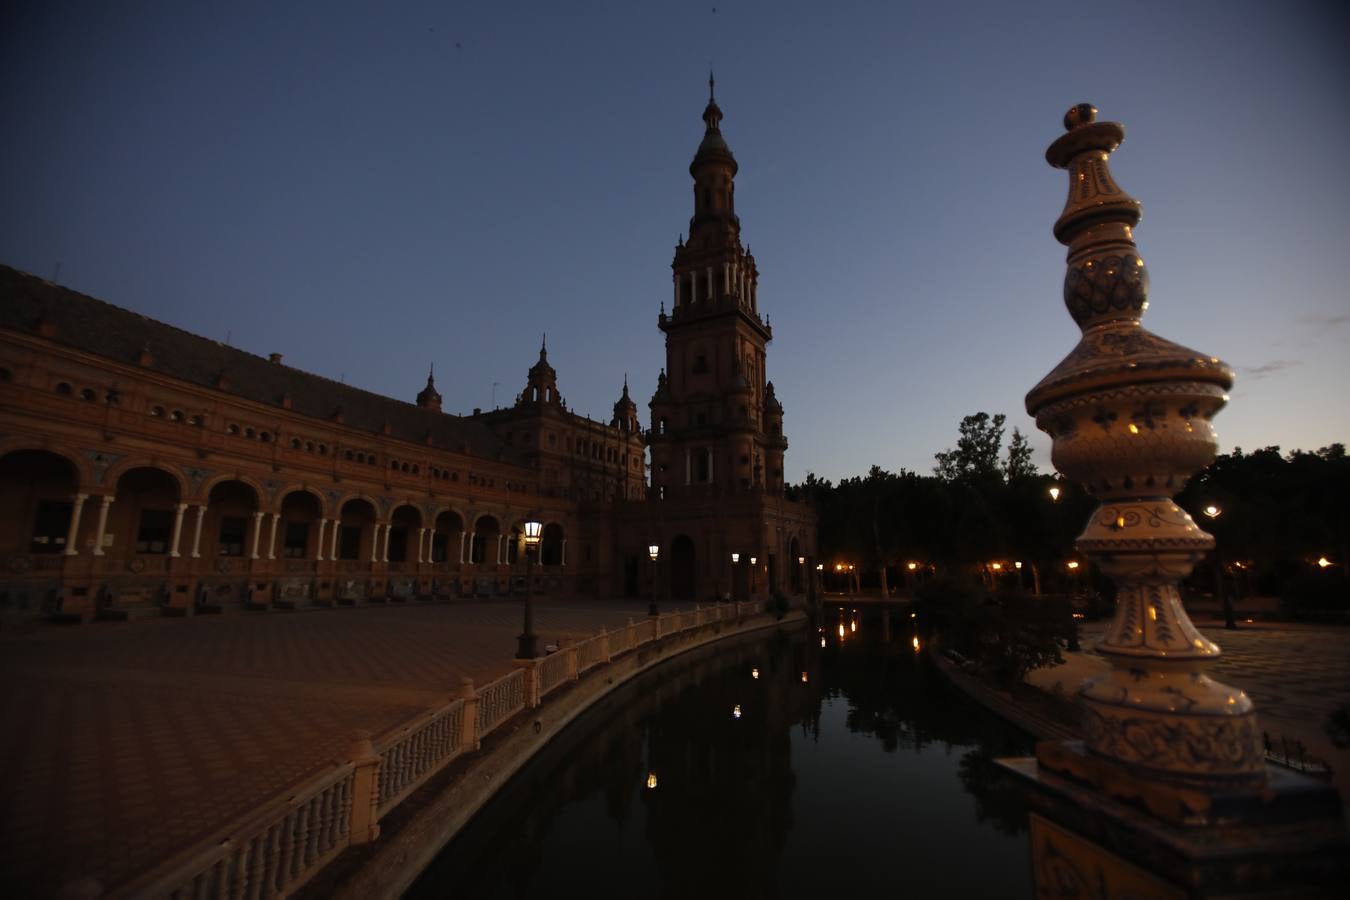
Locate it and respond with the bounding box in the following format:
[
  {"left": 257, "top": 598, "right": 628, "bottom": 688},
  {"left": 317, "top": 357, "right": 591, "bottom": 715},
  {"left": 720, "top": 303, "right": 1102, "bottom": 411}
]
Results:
[{"left": 409, "top": 608, "right": 1034, "bottom": 899}]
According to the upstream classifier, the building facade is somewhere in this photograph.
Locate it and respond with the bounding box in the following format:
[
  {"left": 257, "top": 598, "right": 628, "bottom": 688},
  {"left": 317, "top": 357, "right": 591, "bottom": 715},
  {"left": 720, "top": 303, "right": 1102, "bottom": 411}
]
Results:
[{"left": 0, "top": 86, "right": 815, "bottom": 622}]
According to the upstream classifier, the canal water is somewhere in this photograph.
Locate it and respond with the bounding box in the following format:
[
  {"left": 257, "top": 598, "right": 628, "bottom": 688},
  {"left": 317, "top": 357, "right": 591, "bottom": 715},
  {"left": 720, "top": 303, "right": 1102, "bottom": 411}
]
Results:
[{"left": 407, "top": 606, "right": 1035, "bottom": 898}]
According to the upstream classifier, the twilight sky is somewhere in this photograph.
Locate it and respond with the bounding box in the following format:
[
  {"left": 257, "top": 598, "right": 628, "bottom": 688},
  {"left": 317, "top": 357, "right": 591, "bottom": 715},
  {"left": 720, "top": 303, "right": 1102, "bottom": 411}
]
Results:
[{"left": 3, "top": 1, "right": 1347, "bottom": 483}]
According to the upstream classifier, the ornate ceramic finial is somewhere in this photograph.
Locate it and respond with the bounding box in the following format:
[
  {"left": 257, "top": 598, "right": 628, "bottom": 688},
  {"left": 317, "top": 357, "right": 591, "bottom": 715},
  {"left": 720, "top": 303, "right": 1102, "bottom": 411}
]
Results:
[
  {"left": 709, "top": 69, "right": 715, "bottom": 102},
  {"left": 1027, "top": 106, "right": 1261, "bottom": 788}
]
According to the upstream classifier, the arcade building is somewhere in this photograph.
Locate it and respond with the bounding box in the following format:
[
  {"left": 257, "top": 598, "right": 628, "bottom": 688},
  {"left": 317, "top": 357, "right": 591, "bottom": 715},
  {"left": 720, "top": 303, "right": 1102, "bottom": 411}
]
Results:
[{"left": 0, "top": 85, "right": 817, "bottom": 622}]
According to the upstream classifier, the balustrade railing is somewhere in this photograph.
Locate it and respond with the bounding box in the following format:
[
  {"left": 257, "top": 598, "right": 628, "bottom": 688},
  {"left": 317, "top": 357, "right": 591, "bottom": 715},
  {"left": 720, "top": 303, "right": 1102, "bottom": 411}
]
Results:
[
  {"left": 476, "top": 669, "right": 526, "bottom": 738},
  {"left": 374, "top": 701, "right": 466, "bottom": 816},
  {"left": 125, "top": 598, "right": 781, "bottom": 897},
  {"left": 116, "top": 763, "right": 354, "bottom": 900}
]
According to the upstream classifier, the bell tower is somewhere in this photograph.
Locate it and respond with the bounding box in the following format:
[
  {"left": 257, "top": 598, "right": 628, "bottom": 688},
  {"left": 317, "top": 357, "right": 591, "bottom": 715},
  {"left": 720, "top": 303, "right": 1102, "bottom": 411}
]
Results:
[{"left": 649, "top": 78, "right": 786, "bottom": 497}]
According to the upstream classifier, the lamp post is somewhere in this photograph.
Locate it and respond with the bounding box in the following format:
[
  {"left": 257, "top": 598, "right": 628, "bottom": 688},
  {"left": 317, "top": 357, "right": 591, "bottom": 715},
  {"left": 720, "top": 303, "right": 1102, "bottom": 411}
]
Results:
[
  {"left": 1203, "top": 504, "right": 1236, "bottom": 630},
  {"left": 515, "top": 519, "right": 542, "bottom": 659},
  {"left": 750, "top": 556, "right": 758, "bottom": 598},
  {"left": 797, "top": 555, "right": 805, "bottom": 594},
  {"left": 731, "top": 552, "right": 739, "bottom": 601},
  {"left": 648, "top": 541, "right": 660, "bottom": 616}
]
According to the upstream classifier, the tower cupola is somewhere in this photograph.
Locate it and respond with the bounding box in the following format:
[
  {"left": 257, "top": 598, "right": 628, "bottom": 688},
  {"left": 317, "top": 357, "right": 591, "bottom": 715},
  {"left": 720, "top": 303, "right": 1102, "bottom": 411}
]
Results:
[
  {"left": 416, "top": 365, "right": 442, "bottom": 412},
  {"left": 519, "top": 335, "right": 562, "bottom": 408},
  {"left": 612, "top": 375, "right": 639, "bottom": 433}
]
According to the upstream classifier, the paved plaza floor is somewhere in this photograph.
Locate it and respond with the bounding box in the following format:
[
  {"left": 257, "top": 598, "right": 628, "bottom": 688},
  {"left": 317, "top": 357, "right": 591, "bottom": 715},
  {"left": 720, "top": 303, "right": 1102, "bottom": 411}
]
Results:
[
  {"left": 1029, "top": 618, "right": 1350, "bottom": 803},
  {"left": 0, "top": 599, "right": 668, "bottom": 897}
]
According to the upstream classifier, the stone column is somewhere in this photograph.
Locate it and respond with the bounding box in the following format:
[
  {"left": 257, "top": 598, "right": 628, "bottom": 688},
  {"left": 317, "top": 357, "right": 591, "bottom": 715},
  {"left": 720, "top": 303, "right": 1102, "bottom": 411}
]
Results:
[
  {"left": 381, "top": 524, "right": 391, "bottom": 562},
  {"left": 459, "top": 532, "right": 467, "bottom": 564},
  {"left": 315, "top": 518, "right": 327, "bottom": 561},
  {"left": 190, "top": 505, "right": 206, "bottom": 558},
  {"left": 1026, "top": 104, "right": 1261, "bottom": 785},
  {"left": 329, "top": 518, "right": 341, "bottom": 560},
  {"left": 168, "top": 502, "right": 188, "bottom": 558},
  {"left": 64, "top": 493, "right": 87, "bottom": 556},
  {"left": 249, "top": 511, "right": 265, "bottom": 560},
  {"left": 494, "top": 534, "right": 502, "bottom": 565},
  {"left": 368, "top": 523, "right": 380, "bottom": 562},
  {"left": 91, "top": 495, "right": 114, "bottom": 556},
  {"left": 416, "top": 527, "right": 426, "bottom": 563},
  {"left": 266, "top": 513, "right": 280, "bottom": 560},
  {"left": 561, "top": 538, "right": 567, "bottom": 567}
]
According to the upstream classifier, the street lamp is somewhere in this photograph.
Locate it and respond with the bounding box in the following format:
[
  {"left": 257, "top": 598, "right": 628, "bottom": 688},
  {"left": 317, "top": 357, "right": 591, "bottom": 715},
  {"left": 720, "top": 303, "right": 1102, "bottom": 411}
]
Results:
[
  {"left": 1318, "top": 556, "right": 1332, "bottom": 569},
  {"left": 1048, "top": 485, "right": 1061, "bottom": 502},
  {"left": 1199, "top": 504, "right": 1236, "bottom": 629},
  {"left": 515, "top": 519, "right": 542, "bottom": 659},
  {"left": 1203, "top": 504, "right": 1221, "bottom": 520},
  {"left": 750, "top": 556, "right": 758, "bottom": 597},
  {"left": 648, "top": 542, "right": 660, "bottom": 616},
  {"left": 731, "top": 552, "right": 740, "bottom": 602}
]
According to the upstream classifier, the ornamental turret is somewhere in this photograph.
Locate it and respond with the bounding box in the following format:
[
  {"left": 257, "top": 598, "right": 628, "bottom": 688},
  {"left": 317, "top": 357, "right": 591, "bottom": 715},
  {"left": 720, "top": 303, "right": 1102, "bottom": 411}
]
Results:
[
  {"left": 518, "top": 336, "right": 562, "bottom": 409},
  {"left": 612, "top": 376, "right": 639, "bottom": 434}
]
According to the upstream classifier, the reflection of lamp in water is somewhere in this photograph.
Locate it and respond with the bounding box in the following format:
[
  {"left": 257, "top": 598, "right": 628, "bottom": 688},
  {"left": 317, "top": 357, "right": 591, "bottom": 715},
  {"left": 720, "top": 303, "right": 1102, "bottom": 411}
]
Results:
[
  {"left": 732, "top": 704, "right": 742, "bottom": 719},
  {"left": 801, "top": 671, "right": 809, "bottom": 683},
  {"left": 751, "top": 667, "right": 759, "bottom": 679},
  {"left": 646, "top": 772, "right": 658, "bottom": 790},
  {"left": 912, "top": 635, "right": 921, "bottom": 652},
  {"left": 820, "top": 636, "right": 826, "bottom": 648}
]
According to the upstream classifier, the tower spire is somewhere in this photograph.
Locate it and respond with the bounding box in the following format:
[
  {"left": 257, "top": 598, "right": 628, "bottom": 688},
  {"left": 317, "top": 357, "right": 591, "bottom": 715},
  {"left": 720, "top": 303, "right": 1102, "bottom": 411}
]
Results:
[{"left": 709, "top": 69, "right": 715, "bottom": 103}]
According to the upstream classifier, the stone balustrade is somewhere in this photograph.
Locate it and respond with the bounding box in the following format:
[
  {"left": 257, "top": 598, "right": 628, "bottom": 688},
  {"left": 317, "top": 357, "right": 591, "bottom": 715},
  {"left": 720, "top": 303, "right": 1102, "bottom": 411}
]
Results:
[{"left": 111, "top": 599, "right": 769, "bottom": 899}]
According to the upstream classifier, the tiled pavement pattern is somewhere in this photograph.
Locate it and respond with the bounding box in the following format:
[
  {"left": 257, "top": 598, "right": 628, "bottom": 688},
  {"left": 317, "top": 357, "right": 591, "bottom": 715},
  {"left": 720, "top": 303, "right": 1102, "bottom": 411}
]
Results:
[
  {"left": 1034, "top": 620, "right": 1350, "bottom": 804},
  {"left": 0, "top": 600, "right": 667, "bottom": 897}
]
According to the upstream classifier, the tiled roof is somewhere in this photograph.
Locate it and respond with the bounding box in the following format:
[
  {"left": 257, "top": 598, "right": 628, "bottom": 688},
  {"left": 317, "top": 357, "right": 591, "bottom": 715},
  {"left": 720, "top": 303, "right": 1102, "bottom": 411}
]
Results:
[{"left": 0, "top": 265, "right": 521, "bottom": 464}]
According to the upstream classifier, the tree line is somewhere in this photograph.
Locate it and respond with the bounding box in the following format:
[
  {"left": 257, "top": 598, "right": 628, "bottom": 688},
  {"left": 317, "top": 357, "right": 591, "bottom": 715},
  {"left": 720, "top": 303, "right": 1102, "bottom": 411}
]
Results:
[{"left": 791, "top": 412, "right": 1348, "bottom": 613}]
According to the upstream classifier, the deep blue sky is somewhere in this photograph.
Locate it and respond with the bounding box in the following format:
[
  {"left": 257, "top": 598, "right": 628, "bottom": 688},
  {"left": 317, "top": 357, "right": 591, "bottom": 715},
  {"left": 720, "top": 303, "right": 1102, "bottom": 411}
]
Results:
[{"left": 3, "top": 1, "right": 1347, "bottom": 483}]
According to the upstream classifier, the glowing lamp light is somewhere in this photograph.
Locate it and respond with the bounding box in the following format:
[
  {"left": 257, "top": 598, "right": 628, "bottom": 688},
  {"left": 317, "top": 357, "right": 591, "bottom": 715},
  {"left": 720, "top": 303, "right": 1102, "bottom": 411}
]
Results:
[
  {"left": 1048, "top": 486, "right": 1061, "bottom": 502},
  {"left": 1203, "top": 504, "right": 1221, "bottom": 519},
  {"left": 800, "top": 672, "right": 809, "bottom": 683},
  {"left": 912, "top": 636, "right": 921, "bottom": 652},
  {"left": 990, "top": 562, "right": 1002, "bottom": 571},
  {"left": 750, "top": 556, "right": 757, "bottom": 566},
  {"left": 731, "top": 552, "right": 740, "bottom": 564},
  {"left": 816, "top": 563, "right": 823, "bottom": 571},
  {"left": 648, "top": 543, "right": 659, "bottom": 562},
  {"left": 1318, "top": 556, "right": 1332, "bottom": 569},
  {"left": 1014, "top": 561, "right": 1023, "bottom": 570},
  {"left": 732, "top": 704, "right": 742, "bottom": 719},
  {"left": 798, "top": 556, "right": 805, "bottom": 565},
  {"left": 820, "top": 636, "right": 826, "bottom": 648},
  {"left": 751, "top": 667, "right": 760, "bottom": 680},
  {"left": 646, "top": 772, "right": 658, "bottom": 790},
  {"left": 523, "top": 520, "right": 543, "bottom": 548},
  {"left": 907, "top": 562, "right": 917, "bottom": 571},
  {"left": 850, "top": 620, "right": 857, "bottom": 633},
  {"left": 1067, "top": 561, "right": 1080, "bottom": 571},
  {"left": 838, "top": 623, "right": 845, "bottom": 638}
]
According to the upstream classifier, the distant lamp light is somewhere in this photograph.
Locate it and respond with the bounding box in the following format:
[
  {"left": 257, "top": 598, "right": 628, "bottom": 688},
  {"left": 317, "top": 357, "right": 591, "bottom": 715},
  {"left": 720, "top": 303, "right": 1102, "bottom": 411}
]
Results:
[
  {"left": 1014, "top": 561, "right": 1023, "bottom": 570},
  {"left": 1067, "top": 560, "right": 1080, "bottom": 571},
  {"left": 1203, "top": 504, "right": 1221, "bottom": 519},
  {"left": 800, "top": 671, "right": 809, "bottom": 683},
  {"left": 912, "top": 635, "right": 921, "bottom": 652},
  {"left": 816, "top": 563, "right": 823, "bottom": 571},
  {"left": 990, "top": 562, "right": 1002, "bottom": 571},
  {"left": 838, "top": 623, "right": 845, "bottom": 638},
  {"left": 648, "top": 542, "right": 659, "bottom": 562},
  {"left": 907, "top": 561, "right": 918, "bottom": 571},
  {"left": 732, "top": 704, "right": 742, "bottom": 719},
  {"left": 750, "top": 556, "right": 757, "bottom": 566},
  {"left": 731, "top": 552, "right": 740, "bottom": 564},
  {"left": 646, "top": 772, "right": 658, "bottom": 790},
  {"left": 751, "top": 667, "right": 760, "bottom": 679},
  {"left": 820, "top": 636, "right": 826, "bottom": 648},
  {"left": 524, "top": 520, "right": 543, "bottom": 547},
  {"left": 1318, "top": 556, "right": 1332, "bottom": 569},
  {"left": 1048, "top": 486, "right": 1061, "bottom": 502},
  {"left": 798, "top": 556, "right": 805, "bottom": 565}
]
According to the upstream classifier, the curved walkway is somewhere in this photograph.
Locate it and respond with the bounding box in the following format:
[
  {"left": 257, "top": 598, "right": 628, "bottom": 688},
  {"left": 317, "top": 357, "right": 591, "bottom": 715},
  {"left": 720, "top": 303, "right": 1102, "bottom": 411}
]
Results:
[{"left": 0, "top": 600, "right": 695, "bottom": 897}]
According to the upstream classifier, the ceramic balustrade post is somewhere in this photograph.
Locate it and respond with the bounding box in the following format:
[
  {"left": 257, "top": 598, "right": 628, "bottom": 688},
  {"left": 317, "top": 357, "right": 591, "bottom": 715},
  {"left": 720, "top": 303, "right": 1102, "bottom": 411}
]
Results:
[
  {"left": 1026, "top": 104, "right": 1262, "bottom": 786},
  {"left": 459, "top": 678, "right": 480, "bottom": 750}
]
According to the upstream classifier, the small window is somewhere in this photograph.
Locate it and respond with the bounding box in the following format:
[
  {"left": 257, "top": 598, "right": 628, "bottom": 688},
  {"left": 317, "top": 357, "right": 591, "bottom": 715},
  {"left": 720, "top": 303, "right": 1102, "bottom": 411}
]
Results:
[
  {"left": 244, "top": 427, "right": 255, "bottom": 439},
  {"left": 318, "top": 444, "right": 328, "bottom": 455},
  {"left": 283, "top": 522, "right": 309, "bottom": 558},
  {"left": 292, "top": 438, "right": 302, "bottom": 449},
  {"left": 150, "top": 406, "right": 165, "bottom": 417},
  {"left": 368, "top": 456, "right": 377, "bottom": 466},
  {"left": 0, "top": 366, "right": 11, "bottom": 381},
  {"left": 190, "top": 415, "right": 204, "bottom": 427},
  {"left": 259, "top": 431, "right": 270, "bottom": 443},
  {"left": 391, "top": 460, "right": 399, "bottom": 470},
  {"left": 227, "top": 423, "right": 240, "bottom": 435},
  {"left": 170, "top": 409, "right": 184, "bottom": 422},
  {"left": 356, "top": 452, "right": 365, "bottom": 463},
  {"left": 136, "top": 508, "right": 174, "bottom": 554},
  {"left": 80, "top": 388, "right": 97, "bottom": 402},
  {"left": 30, "top": 500, "right": 72, "bottom": 554},
  {"left": 305, "top": 442, "right": 314, "bottom": 452},
  {"left": 55, "top": 382, "right": 73, "bottom": 395},
  {"left": 411, "top": 465, "right": 419, "bottom": 474},
  {"left": 217, "top": 516, "right": 248, "bottom": 557}
]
